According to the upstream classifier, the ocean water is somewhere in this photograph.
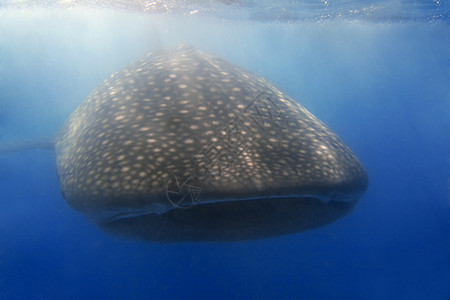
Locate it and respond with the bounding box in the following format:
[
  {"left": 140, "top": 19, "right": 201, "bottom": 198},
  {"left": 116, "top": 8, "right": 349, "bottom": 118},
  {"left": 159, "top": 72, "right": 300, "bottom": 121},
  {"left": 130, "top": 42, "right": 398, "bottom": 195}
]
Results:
[{"left": 0, "top": 1, "right": 449, "bottom": 299}]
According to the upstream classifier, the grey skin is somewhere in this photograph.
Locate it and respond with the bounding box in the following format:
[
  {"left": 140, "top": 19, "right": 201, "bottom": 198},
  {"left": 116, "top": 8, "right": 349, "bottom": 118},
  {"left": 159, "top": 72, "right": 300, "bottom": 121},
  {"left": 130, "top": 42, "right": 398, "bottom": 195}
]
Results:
[{"left": 53, "top": 45, "right": 368, "bottom": 242}]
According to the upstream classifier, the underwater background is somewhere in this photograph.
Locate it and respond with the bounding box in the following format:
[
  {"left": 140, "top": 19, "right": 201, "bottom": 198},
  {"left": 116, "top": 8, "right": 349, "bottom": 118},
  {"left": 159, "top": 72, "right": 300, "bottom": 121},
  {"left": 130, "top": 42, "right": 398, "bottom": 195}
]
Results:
[{"left": 0, "top": 1, "right": 448, "bottom": 299}]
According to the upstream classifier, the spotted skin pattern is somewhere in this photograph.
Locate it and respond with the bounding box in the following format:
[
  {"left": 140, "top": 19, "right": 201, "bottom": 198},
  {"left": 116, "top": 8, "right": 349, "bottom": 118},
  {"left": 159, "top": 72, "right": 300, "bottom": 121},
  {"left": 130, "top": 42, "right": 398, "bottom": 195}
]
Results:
[{"left": 55, "top": 45, "right": 368, "bottom": 241}]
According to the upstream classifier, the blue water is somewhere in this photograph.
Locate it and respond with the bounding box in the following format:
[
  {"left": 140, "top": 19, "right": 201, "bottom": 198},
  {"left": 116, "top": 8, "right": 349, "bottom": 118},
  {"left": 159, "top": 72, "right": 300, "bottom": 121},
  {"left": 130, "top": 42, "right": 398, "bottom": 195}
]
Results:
[{"left": 0, "top": 3, "right": 449, "bottom": 299}]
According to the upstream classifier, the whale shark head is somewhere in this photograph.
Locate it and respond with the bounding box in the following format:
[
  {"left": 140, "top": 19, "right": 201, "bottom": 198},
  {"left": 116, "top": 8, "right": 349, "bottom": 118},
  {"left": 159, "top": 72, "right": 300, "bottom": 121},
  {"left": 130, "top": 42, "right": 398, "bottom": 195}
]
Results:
[{"left": 55, "top": 45, "right": 368, "bottom": 241}]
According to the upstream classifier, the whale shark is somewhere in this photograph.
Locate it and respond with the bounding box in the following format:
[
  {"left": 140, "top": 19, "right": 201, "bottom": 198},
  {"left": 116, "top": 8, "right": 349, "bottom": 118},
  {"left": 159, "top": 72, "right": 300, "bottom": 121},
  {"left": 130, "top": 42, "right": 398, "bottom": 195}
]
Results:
[{"left": 5, "top": 45, "right": 369, "bottom": 241}]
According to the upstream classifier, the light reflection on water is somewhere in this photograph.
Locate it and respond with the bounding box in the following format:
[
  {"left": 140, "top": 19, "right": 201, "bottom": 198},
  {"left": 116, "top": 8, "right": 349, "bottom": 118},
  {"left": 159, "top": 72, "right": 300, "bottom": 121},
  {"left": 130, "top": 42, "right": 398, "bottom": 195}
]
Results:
[{"left": 0, "top": 0, "right": 447, "bottom": 23}]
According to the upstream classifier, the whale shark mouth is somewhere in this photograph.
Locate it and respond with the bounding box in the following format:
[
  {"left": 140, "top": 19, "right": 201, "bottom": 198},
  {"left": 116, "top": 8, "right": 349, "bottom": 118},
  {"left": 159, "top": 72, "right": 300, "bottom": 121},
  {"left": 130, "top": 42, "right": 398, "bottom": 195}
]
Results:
[
  {"left": 98, "top": 195, "right": 356, "bottom": 242},
  {"left": 98, "top": 190, "right": 360, "bottom": 225}
]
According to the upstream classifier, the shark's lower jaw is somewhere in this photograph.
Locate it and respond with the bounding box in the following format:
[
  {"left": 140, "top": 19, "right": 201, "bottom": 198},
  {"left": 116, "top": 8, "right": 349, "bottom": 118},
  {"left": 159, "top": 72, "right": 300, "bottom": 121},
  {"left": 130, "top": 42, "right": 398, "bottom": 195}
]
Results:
[{"left": 99, "top": 196, "right": 356, "bottom": 242}]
